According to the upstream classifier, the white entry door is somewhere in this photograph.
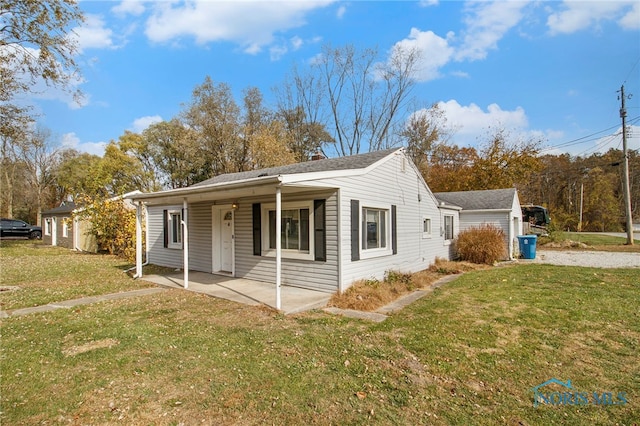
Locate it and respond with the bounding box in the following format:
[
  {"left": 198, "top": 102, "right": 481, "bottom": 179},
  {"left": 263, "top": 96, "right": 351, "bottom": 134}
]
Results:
[
  {"left": 212, "top": 206, "right": 234, "bottom": 275},
  {"left": 220, "top": 210, "right": 233, "bottom": 272}
]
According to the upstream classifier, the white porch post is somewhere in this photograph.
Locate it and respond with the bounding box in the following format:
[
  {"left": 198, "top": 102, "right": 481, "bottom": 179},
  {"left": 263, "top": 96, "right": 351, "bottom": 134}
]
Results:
[
  {"left": 183, "top": 198, "right": 189, "bottom": 289},
  {"left": 135, "top": 202, "right": 143, "bottom": 278},
  {"left": 275, "top": 186, "right": 282, "bottom": 310}
]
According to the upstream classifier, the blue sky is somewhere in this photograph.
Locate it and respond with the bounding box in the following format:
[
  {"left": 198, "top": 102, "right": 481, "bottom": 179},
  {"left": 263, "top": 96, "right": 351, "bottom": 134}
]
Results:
[{"left": 30, "top": 0, "right": 640, "bottom": 158}]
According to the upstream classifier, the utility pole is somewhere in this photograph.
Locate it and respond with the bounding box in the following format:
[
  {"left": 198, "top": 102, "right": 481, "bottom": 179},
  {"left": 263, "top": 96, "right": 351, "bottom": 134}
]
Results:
[{"left": 619, "top": 85, "right": 634, "bottom": 245}]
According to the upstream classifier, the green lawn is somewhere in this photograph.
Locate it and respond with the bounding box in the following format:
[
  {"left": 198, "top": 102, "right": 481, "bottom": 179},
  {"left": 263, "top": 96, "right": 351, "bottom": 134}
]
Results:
[
  {"left": 1, "top": 242, "right": 639, "bottom": 424},
  {"left": 541, "top": 231, "right": 640, "bottom": 252},
  {"left": 0, "top": 240, "right": 153, "bottom": 311}
]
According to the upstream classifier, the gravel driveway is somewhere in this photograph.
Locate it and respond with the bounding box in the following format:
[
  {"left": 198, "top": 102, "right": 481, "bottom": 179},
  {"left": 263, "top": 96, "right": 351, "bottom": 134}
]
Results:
[{"left": 530, "top": 250, "right": 640, "bottom": 268}]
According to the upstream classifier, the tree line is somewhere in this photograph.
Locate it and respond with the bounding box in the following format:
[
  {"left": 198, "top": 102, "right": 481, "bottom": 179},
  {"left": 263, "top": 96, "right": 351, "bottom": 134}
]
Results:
[{"left": 1, "top": 1, "right": 636, "bottom": 233}]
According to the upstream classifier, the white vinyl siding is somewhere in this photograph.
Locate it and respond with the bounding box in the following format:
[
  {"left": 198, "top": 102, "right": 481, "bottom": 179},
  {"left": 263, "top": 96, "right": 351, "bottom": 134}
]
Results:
[
  {"left": 235, "top": 192, "right": 339, "bottom": 293},
  {"left": 147, "top": 205, "right": 184, "bottom": 269},
  {"left": 318, "top": 152, "right": 452, "bottom": 290}
]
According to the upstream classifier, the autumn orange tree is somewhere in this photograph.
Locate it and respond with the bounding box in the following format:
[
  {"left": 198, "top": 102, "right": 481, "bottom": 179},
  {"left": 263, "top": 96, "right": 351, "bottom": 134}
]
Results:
[
  {"left": 423, "top": 128, "right": 542, "bottom": 193},
  {"left": 521, "top": 148, "right": 637, "bottom": 232},
  {"left": 75, "top": 196, "right": 138, "bottom": 261}
]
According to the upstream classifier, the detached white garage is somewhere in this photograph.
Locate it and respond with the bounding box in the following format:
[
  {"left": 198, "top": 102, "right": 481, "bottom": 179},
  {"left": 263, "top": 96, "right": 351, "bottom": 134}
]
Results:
[{"left": 434, "top": 188, "right": 523, "bottom": 260}]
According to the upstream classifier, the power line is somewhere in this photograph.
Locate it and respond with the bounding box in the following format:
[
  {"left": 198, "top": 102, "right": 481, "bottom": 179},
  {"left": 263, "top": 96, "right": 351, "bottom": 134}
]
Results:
[
  {"left": 622, "top": 55, "right": 640, "bottom": 86},
  {"left": 540, "top": 115, "right": 640, "bottom": 153}
]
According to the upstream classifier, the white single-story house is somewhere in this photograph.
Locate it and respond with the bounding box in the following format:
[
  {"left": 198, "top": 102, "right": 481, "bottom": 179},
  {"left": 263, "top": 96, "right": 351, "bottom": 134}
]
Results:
[
  {"left": 128, "top": 148, "right": 459, "bottom": 307},
  {"left": 434, "top": 188, "right": 523, "bottom": 260}
]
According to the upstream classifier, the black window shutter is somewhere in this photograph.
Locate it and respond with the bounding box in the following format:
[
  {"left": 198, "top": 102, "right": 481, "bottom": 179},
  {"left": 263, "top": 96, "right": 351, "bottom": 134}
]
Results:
[
  {"left": 314, "top": 199, "right": 326, "bottom": 262},
  {"left": 391, "top": 205, "right": 397, "bottom": 255},
  {"left": 252, "top": 203, "right": 261, "bottom": 255},
  {"left": 163, "top": 209, "right": 168, "bottom": 248},
  {"left": 181, "top": 208, "right": 185, "bottom": 249},
  {"left": 350, "top": 200, "right": 359, "bottom": 261}
]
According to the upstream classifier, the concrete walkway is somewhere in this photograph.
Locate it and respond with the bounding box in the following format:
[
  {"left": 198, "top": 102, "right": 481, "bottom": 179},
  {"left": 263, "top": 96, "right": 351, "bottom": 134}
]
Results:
[
  {"left": 140, "top": 272, "right": 332, "bottom": 315},
  {"left": 1, "top": 274, "right": 459, "bottom": 320},
  {"left": 0, "top": 288, "right": 166, "bottom": 318}
]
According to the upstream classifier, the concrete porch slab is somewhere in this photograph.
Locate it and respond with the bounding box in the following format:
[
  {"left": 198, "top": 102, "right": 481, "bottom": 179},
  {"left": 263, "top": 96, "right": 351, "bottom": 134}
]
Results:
[{"left": 140, "top": 272, "right": 332, "bottom": 315}]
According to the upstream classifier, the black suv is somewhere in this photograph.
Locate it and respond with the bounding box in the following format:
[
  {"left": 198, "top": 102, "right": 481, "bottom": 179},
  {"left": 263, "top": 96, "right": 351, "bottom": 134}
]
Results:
[{"left": 0, "top": 218, "right": 42, "bottom": 239}]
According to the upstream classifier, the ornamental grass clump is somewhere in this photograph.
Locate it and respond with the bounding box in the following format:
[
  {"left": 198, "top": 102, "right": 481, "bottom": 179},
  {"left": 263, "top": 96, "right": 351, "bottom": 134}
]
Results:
[{"left": 455, "top": 224, "right": 506, "bottom": 264}]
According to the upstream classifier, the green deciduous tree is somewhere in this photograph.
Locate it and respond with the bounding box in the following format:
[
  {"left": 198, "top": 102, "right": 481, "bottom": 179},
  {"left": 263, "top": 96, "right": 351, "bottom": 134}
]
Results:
[
  {"left": 182, "top": 77, "right": 241, "bottom": 177},
  {"left": 75, "top": 197, "right": 137, "bottom": 261}
]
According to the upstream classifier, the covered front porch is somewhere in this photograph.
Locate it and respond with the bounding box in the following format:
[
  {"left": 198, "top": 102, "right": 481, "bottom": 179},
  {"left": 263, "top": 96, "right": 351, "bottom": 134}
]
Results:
[{"left": 140, "top": 271, "right": 332, "bottom": 315}]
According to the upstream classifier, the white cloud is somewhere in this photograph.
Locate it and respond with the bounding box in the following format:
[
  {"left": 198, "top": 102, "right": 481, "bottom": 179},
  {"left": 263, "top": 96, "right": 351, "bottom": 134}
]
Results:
[
  {"left": 336, "top": 5, "right": 346, "bottom": 19},
  {"left": 291, "top": 36, "right": 304, "bottom": 50},
  {"left": 131, "top": 115, "right": 163, "bottom": 133},
  {"left": 620, "top": 2, "right": 640, "bottom": 30},
  {"left": 390, "top": 28, "right": 454, "bottom": 82},
  {"left": 419, "top": 0, "right": 439, "bottom": 7},
  {"left": 270, "top": 45, "right": 288, "bottom": 61},
  {"left": 436, "top": 99, "right": 529, "bottom": 143},
  {"left": 72, "top": 14, "right": 116, "bottom": 53},
  {"left": 455, "top": 1, "right": 530, "bottom": 61},
  {"left": 111, "top": 1, "right": 146, "bottom": 17},
  {"left": 145, "top": 1, "right": 335, "bottom": 53},
  {"left": 61, "top": 132, "right": 107, "bottom": 156},
  {"left": 547, "top": 1, "right": 639, "bottom": 34},
  {"left": 385, "top": 1, "right": 529, "bottom": 81}
]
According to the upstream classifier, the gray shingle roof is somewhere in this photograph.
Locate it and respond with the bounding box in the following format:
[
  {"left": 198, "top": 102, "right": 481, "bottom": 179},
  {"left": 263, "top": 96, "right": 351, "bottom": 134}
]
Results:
[
  {"left": 41, "top": 202, "right": 77, "bottom": 215},
  {"left": 433, "top": 188, "right": 517, "bottom": 210},
  {"left": 193, "top": 148, "right": 400, "bottom": 187}
]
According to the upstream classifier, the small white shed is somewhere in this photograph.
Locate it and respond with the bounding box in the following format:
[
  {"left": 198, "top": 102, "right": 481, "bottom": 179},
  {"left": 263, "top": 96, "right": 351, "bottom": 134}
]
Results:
[{"left": 434, "top": 188, "right": 523, "bottom": 259}]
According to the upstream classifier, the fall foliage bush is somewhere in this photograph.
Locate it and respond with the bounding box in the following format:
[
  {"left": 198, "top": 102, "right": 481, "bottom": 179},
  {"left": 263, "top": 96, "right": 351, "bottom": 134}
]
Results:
[
  {"left": 76, "top": 197, "right": 139, "bottom": 261},
  {"left": 455, "top": 224, "right": 506, "bottom": 265}
]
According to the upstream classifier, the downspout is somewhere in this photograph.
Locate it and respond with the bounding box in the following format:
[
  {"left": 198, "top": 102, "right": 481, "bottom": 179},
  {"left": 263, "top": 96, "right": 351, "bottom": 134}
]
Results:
[
  {"left": 275, "top": 186, "right": 282, "bottom": 310},
  {"left": 183, "top": 198, "right": 189, "bottom": 289},
  {"left": 135, "top": 201, "right": 143, "bottom": 278}
]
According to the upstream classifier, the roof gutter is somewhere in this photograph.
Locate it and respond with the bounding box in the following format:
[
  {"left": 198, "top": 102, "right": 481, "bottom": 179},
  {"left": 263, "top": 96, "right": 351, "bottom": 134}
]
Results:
[
  {"left": 127, "top": 175, "right": 283, "bottom": 201},
  {"left": 458, "top": 209, "right": 513, "bottom": 213}
]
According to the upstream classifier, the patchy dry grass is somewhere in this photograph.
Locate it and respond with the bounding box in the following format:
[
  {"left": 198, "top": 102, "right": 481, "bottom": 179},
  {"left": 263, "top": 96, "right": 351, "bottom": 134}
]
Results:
[
  {"left": 0, "top": 240, "right": 153, "bottom": 311},
  {"left": 329, "top": 259, "right": 488, "bottom": 311},
  {"left": 2, "top": 241, "right": 639, "bottom": 425}
]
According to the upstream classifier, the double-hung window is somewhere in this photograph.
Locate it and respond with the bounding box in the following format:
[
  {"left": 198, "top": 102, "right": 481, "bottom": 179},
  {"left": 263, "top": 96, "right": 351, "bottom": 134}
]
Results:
[
  {"left": 262, "top": 202, "right": 313, "bottom": 260},
  {"left": 362, "top": 207, "right": 388, "bottom": 251},
  {"left": 167, "top": 210, "right": 182, "bottom": 249},
  {"left": 62, "top": 217, "right": 70, "bottom": 238},
  {"left": 444, "top": 215, "right": 454, "bottom": 240}
]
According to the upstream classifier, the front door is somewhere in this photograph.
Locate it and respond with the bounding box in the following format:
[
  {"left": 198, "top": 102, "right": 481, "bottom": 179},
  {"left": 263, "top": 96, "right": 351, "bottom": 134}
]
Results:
[
  {"left": 220, "top": 210, "right": 233, "bottom": 272},
  {"left": 212, "top": 206, "right": 234, "bottom": 275}
]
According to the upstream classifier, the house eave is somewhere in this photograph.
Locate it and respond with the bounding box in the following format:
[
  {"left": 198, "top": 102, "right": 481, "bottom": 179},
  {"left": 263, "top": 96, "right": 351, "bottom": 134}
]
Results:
[
  {"left": 128, "top": 175, "right": 341, "bottom": 206},
  {"left": 460, "top": 208, "right": 514, "bottom": 214}
]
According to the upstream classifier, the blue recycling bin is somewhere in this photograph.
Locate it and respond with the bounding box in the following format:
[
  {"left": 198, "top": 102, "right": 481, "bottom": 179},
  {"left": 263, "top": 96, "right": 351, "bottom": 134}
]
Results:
[{"left": 517, "top": 235, "right": 538, "bottom": 259}]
